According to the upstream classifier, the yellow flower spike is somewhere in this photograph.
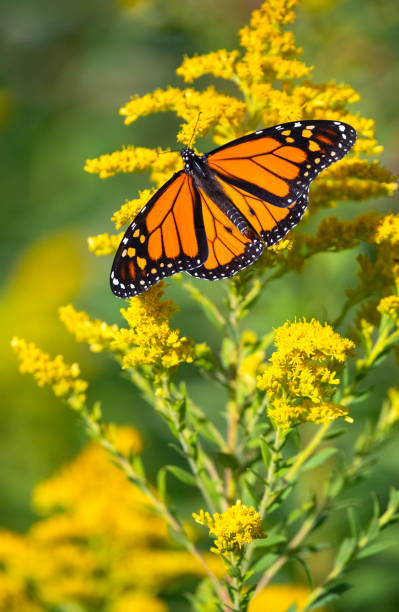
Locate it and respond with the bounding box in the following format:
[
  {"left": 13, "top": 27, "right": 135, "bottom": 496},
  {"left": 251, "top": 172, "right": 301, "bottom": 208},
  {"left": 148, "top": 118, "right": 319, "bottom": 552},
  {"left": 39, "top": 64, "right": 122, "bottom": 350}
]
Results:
[
  {"left": 119, "top": 86, "right": 246, "bottom": 145},
  {"left": 110, "top": 283, "right": 194, "bottom": 370},
  {"left": 193, "top": 501, "right": 266, "bottom": 555},
  {"left": 87, "top": 232, "right": 123, "bottom": 256},
  {"left": 59, "top": 305, "right": 120, "bottom": 354},
  {"left": 11, "top": 338, "right": 88, "bottom": 411},
  {"left": 377, "top": 296, "right": 399, "bottom": 321},
  {"left": 374, "top": 214, "right": 399, "bottom": 245},
  {"left": 177, "top": 50, "right": 240, "bottom": 83},
  {"left": 84, "top": 147, "right": 180, "bottom": 182},
  {"left": 257, "top": 320, "right": 355, "bottom": 429},
  {"left": 237, "top": 0, "right": 311, "bottom": 86},
  {"left": 103, "top": 424, "right": 143, "bottom": 456}
]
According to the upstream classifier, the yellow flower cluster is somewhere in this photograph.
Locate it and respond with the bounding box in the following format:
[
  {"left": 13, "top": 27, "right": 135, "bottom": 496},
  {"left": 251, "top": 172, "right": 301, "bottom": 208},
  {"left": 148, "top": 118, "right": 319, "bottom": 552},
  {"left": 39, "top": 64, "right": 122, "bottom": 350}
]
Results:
[
  {"left": 193, "top": 501, "right": 266, "bottom": 554},
  {"left": 84, "top": 146, "right": 180, "bottom": 182},
  {"left": 377, "top": 296, "right": 399, "bottom": 321},
  {"left": 0, "top": 427, "right": 221, "bottom": 612},
  {"left": 11, "top": 338, "right": 88, "bottom": 410},
  {"left": 87, "top": 231, "right": 123, "bottom": 256},
  {"left": 249, "top": 583, "right": 325, "bottom": 612},
  {"left": 119, "top": 86, "right": 246, "bottom": 145},
  {"left": 374, "top": 213, "right": 399, "bottom": 245},
  {"left": 116, "top": 283, "right": 194, "bottom": 370},
  {"left": 257, "top": 320, "right": 355, "bottom": 429},
  {"left": 177, "top": 50, "right": 240, "bottom": 83},
  {"left": 59, "top": 304, "right": 119, "bottom": 353},
  {"left": 58, "top": 284, "right": 194, "bottom": 372},
  {"left": 347, "top": 213, "right": 399, "bottom": 326}
]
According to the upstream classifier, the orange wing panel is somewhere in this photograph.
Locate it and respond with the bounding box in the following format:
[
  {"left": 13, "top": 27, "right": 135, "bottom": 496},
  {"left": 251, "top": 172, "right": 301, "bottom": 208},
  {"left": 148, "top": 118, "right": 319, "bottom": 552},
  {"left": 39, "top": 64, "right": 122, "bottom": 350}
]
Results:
[
  {"left": 145, "top": 173, "right": 186, "bottom": 233},
  {"left": 210, "top": 137, "right": 281, "bottom": 160},
  {"left": 111, "top": 172, "right": 208, "bottom": 298},
  {"left": 187, "top": 186, "right": 264, "bottom": 279},
  {"left": 210, "top": 158, "right": 289, "bottom": 198}
]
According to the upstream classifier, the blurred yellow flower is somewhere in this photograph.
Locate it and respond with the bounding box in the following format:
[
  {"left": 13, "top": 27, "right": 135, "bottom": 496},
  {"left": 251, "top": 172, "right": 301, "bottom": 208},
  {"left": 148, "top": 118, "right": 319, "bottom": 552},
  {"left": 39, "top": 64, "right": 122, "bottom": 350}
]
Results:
[
  {"left": 377, "top": 296, "right": 399, "bottom": 321},
  {"left": 110, "top": 592, "right": 168, "bottom": 612},
  {"left": 258, "top": 319, "right": 355, "bottom": 428},
  {"left": 0, "top": 427, "right": 222, "bottom": 611},
  {"left": 11, "top": 338, "right": 88, "bottom": 410},
  {"left": 249, "top": 583, "right": 325, "bottom": 611},
  {"left": 87, "top": 231, "right": 124, "bottom": 256},
  {"left": 193, "top": 501, "right": 266, "bottom": 554}
]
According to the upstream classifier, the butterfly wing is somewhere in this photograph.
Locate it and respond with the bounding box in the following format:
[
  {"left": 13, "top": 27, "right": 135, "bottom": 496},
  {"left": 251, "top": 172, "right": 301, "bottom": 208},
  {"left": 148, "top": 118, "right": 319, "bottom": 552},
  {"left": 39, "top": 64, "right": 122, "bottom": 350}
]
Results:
[
  {"left": 214, "top": 174, "right": 309, "bottom": 246},
  {"left": 111, "top": 171, "right": 208, "bottom": 297},
  {"left": 187, "top": 185, "right": 264, "bottom": 280},
  {"left": 206, "top": 120, "right": 356, "bottom": 208}
]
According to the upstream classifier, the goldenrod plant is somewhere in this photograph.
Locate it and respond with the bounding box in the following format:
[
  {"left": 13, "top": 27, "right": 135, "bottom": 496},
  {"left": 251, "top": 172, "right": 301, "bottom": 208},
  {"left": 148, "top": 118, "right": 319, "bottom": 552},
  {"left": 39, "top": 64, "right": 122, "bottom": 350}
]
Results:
[{"left": 11, "top": 1, "right": 399, "bottom": 610}]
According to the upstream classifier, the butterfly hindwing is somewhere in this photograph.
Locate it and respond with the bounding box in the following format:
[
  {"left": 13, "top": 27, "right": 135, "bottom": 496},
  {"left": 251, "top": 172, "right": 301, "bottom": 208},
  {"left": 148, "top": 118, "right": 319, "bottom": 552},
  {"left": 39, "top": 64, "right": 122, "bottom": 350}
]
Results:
[
  {"left": 187, "top": 185, "right": 264, "bottom": 280},
  {"left": 215, "top": 175, "right": 309, "bottom": 246},
  {"left": 111, "top": 172, "right": 208, "bottom": 297},
  {"left": 206, "top": 120, "right": 356, "bottom": 208}
]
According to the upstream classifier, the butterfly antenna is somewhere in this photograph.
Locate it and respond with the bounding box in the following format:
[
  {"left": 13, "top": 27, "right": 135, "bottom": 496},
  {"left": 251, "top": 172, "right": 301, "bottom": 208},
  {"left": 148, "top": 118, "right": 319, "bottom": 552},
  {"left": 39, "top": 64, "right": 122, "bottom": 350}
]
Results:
[{"left": 188, "top": 112, "right": 202, "bottom": 149}]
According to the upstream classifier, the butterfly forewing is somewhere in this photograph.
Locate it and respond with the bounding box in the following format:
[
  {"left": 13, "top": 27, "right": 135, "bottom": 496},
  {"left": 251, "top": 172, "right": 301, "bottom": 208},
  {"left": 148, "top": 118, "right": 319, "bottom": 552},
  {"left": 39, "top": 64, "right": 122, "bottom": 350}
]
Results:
[
  {"left": 206, "top": 120, "right": 356, "bottom": 208},
  {"left": 111, "top": 172, "right": 208, "bottom": 297}
]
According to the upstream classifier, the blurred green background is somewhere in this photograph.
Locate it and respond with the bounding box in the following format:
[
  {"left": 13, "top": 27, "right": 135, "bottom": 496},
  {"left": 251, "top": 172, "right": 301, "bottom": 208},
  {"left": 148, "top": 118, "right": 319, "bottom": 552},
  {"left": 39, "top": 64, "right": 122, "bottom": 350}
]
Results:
[{"left": 1, "top": 0, "right": 398, "bottom": 609}]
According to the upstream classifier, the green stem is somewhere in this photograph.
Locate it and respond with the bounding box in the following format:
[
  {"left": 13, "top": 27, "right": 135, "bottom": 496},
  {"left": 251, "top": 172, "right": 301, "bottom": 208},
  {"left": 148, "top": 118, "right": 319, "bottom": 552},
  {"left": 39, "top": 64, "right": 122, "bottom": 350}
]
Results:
[
  {"left": 284, "top": 421, "right": 331, "bottom": 483},
  {"left": 83, "top": 409, "right": 228, "bottom": 604}
]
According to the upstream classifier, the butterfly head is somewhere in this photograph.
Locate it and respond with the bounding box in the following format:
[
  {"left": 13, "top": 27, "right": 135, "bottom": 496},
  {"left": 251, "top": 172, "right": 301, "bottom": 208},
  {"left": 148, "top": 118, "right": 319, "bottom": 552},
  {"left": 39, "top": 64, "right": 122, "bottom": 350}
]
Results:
[{"left": 181, "top": 146, "right": 207, "bottom": 177}]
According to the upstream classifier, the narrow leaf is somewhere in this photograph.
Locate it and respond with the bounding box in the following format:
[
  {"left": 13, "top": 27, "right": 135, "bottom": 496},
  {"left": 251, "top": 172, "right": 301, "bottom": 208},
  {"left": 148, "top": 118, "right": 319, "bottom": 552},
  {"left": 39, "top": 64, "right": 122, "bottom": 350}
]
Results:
[
  {"left": 250, "top": 553, "right": 278, "bottom": 574},
  {"left": 357, "top": 540, "right": 393, "bottom": 559},
  {"left": 166, "top": 465, "right": 197, "bottom": 487},
  {"left": 308, "top": 583, "right": 352, "bottom": 609},
  {"left": 302, "top": 447, "right": 338, "bottom": 472}
]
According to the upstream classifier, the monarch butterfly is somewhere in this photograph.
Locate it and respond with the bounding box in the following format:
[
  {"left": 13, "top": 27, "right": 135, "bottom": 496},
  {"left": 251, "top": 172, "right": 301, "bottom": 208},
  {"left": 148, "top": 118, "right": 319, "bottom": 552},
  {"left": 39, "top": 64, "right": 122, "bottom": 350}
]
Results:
[{"left": 111, "top": 120, "right": 356, "bottom": 298}]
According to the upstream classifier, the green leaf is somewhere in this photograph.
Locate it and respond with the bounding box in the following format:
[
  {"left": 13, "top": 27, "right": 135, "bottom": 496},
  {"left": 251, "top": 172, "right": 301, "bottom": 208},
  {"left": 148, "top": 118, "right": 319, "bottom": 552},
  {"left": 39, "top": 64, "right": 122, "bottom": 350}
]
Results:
[
  {"left": 91, "top": 401, "right": 103, "bottom": 423},
  {"left": 243, "top": 570, "right": 254, "bottom": 583},
  {"left": 132, "top": 455, "right": 146, "bottom": 479},
  {"left": 181, "top": 281, "right": 226, "bottom": 329},
  {"left": 253, "top": 533, "right": 287, "bottom": 548},
  {"left": 292, "top": 556, "right": 313, "bottom": 589},
  {"left": 157, "top": 467, "right": 167, "bottom": 502},
  {"left": 175, "top": 397, "right": 187, "bottom": 426},
  {"left": 166, "top": 465, "right": 197, "bottom": 487},
  {"left": 221, "top": 337, "right": 236, "bottom": 368},
  {"left": 260, "top": 438, "right": 271, "bottom": 469},
  {"left": 334, "top": 538, "right": 357, "bottom": 569},
  {"left": 243, "top": 480, "right": 260, "bottom": 506},
  {"left": 347, "top": 507, "right": 358, "bottom": 540},
  {"left": 307, "top": 583, "right": 352, "bottom": 609},
  {"left": 357, "top": 540, "right": 393, "bottom": 559},
  {"left": 323, "top": 427, "right": 347, "bottom": 440},
  {"left": 250, "top": 553, "right": 278, "bottom": 574},
  {"left": 302, "top": 447, "right": 338, "bottom": 472}
]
